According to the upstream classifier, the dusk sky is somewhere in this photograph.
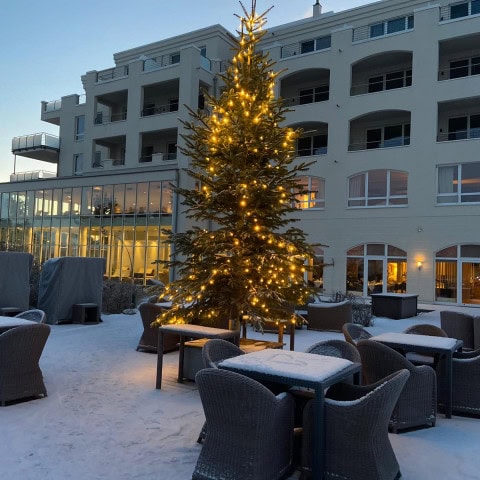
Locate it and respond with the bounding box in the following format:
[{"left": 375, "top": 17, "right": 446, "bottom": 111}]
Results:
[{"left": 0, "top": 0, "right": 373, "bottom": 183}]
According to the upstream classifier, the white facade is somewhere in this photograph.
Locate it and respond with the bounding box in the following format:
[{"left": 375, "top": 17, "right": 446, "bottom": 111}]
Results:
[{"left": 5, "top": 0, "right": 480, "bottom": 304}]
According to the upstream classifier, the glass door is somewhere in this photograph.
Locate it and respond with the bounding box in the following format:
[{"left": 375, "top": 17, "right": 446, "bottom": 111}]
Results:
[
  {"left": 461, "top": 261, "right": 480, "bottom": 304},
  {"left": 367, "top": 259, "right": 384, "bottom": 294}
]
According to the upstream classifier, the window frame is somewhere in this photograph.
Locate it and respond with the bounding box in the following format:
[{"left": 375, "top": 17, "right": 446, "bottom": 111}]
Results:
[
  {"left": 294, "top": 176, "right": 325, "bottom": 210},
  {"left": 437, "top": 162, "right": 480, "bottom": 204},
  {"left": 348, "top": 170, "right": 408, "bottom": 208}
]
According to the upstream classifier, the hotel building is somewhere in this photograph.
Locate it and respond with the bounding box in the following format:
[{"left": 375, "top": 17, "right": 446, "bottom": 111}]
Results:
[{"left": 3, "top": 0, "right": 480, "bottom": 305}]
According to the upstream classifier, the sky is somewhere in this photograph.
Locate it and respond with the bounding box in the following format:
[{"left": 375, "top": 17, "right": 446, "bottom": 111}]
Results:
[{"left": 0, "top": 0, "right": 373, "bottom": 183}]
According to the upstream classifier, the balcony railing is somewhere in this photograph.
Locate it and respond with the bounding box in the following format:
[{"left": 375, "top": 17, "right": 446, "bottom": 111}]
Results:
[
  {"left": 142, "top": 52, "right": 180, "bottom": 72},
  {"left": 280, "top": 36, "right": 331, "bottom": 59},
  {"left": 96, "top": 65, "right": 129, "bottom": 83},
  {"left": 352, "top": 15, "right": 414, "bottom": 42},
  {"left": 141, "top": 102, "right": 178, "bottom": 117},
  {"left": 10, "top": 170, "right": 56, "bottom": 182},
  {"left": 437, "top": 129, "right": 480, "bottom": 141},
  {"left": 12, "top": 133, "right": 59, "bottom": 152},
  {"left": 348, "top": 137, "right": 410, "bottom": 151},
  {"left": 94, "top": 111, "right": 127, "bottom": 124},
  {"left": 440, "top": 1, "right": 480, "bottom": 21},
  {"left": 438, "top": 61, "right": 480, "bottom": 80},
  {"left": 43, "top": 99, "right": 62, "bottom": 112}
]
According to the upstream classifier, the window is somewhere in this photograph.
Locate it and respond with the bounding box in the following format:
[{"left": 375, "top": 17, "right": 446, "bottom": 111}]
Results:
[
  {"left": 170, "top": 52, "right": 180, "bottom": 64},
  {"left": 299, "top": 85, "right": 329, "bottom": 104},
  {"left": 368, "top": 69, "right": 412, "bottom": 93},
  {"left": 348, "top": 170, "right": 408, "bottom": 207},
  {"left": 93, "top": 151, "right": 102, "bottom": 168},
  {"left": 473, "top": 0, "right": 480, "bottom": 14},
  {"left": 294, "top": 176, "right": 325, "bottom": 209},
  {"left": 448, "top": 114, "right": 480, "bottom": 140},
  {"left": 141, "top": 146, "right": 154, "bottom": 163},
  {"left": 167, "top": 143, "right": 177, "bottom": 160},
  {"left": 300, "top": 36, "right": 331, "bottom": 54},
  {"left": 450, "top": 57, "right": 480, "bottom": 79},
  {"left": 169, "top": 98, "right": 179, "bottom": 112},
  {"left": 74, "top": 154, "right": 83, "bottom": 175},
  {"left": 451, "top": 2, "right": 469, "bottom": 18},
  {"left": 437, "top": 163, "right": 480, "bottom": 203},
  {"left": 369, "top": 15, "right": 413, "bottom": 38},
  {"left": 75, "top": 116, "right": 85, "bottom": 141},
  {"left": 366, "top": 123, "right": 410, "bottom": 149},
  {"left": 297, "top": 135, "right": 328, "bottom": 156}
]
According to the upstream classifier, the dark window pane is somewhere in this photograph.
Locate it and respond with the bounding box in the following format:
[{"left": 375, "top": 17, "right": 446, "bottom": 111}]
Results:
[
  {"left": 449, "top": 117, "right": 468, "bottom": 140},
  {"left": 301, "top": 40, "right": 315, "bottom": 54},
  {"left": 387, "top": 18, "right": 405, "bottom": 34},
  {"left": 313, "top": 135, "right": 328, "bottom": 155},
  {"left": 315, "top": 36, "right": 331, "bottom": 50},
  {"left": 370, "top": 23, "right": 384, "bottom": 38},
  {"left": 368, "top": 76, "right": 384, "bottom": 93},
  {"left": 314, "top": 85, "right": 329, "bottom": 102},
  {"left": 472, "top": 0, "right": 480, "bottom": 14},
  {"left": 367, "top": 129, "right": 382, "bottom": 149},
  {"left": 297, "top": 137, "right": 312, "bottom": 156},
  {"left": 472, "top": 57, "right": 480, "bottom": 75},
  {"left": 451, "top": 2, "right": 469, "bottom": 19},
  {"left": 407, "top": 15, "right": 414, "bottom": 29},
  {"left": 384, "top": 125, "right": 403, "bottom": 147},
  {"left": 406, "top": 70, "right": 412, "bottom": 86},
  {"left": 386, "top": 71, "right": 404, "bottom": 90},
  {"left": 299, "top": 88, "right": 314, "bottom": 105},
  {"left": 450, "top": 59, "right": 469, "bottom": 79}
]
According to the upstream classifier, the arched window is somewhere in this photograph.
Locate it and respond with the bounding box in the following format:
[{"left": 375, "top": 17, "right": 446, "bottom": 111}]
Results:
[
  {"left": 346, "top": 243, "right": 407, "bottom": 297},
  {"left": 348, "top": 170, "right": 407, "bottom": 207},
  {"left": 294, "top": 176, "right": 325, "bottom": 209}
]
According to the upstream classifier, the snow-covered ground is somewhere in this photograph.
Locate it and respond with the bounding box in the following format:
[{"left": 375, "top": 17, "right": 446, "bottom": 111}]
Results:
[{"left": 1, "top": 304, "right": 480, "bottom": 479}]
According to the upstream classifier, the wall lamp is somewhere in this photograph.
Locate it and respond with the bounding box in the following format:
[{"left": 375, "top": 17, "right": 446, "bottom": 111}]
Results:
[{"left": 417, "top": 261, "right": 423, "bottom": 270}]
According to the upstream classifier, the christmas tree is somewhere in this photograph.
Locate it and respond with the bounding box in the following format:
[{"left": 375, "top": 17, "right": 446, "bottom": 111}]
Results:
[{"left": 157, "top": 1, "right": 315, "bottom": 330}]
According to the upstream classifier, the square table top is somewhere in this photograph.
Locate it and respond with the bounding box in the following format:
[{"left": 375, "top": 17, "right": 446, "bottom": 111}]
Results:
[
  {"left": 158, "top": 323, "right": 236, "bottom": 338},
  {"left": 220, "top": 349, "right": 354, "bottom": 383},
  {"left": 0, "top": 316, "right": 37, "bottom": 329},
  {"left": 371, "top": 332, "right": 460, "bottom": 350}
]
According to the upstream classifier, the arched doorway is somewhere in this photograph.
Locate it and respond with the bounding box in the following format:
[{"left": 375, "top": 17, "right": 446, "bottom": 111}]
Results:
[
  {"left": 346, "top": 243, "right": 407, "bottom": 297},
  {"left": 435, "top": 245, "right": 480, "bottom": 305}
]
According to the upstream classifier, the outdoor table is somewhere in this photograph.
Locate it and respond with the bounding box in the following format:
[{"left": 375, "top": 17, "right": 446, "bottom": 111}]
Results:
[
  {"left": 371, "top": 332, "right": 463, "bottom": 418},
  {"left": 0, "top": 316, "right": 36, "bottom": 334},
  {"left": 155, "top": 324, "right": 239, "bottom": 389},
  {"left": 219, "top": 349, "right": 361, "bottom": 480}
]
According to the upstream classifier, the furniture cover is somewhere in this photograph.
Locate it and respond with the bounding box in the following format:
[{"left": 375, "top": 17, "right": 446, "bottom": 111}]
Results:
[
  {"left": 301, "top": 370, "right": 409, "bottom": 480},
  {"left": 357, "top": 339, "right": 437, "bottom": 432},
  {"left": 0, "top": 252, "right": 33, "bottom": 311},
  {"left": 0, "top": 323, "right": 50, "bottom": 406},
  {"left": 306, "top": 301, "right": 352, "bottom": 331},
  {"left": 38, "top": 257, "right": 105, "bottom": 324},
  {"left": 193, "top": 368, "right": 295, "bottom": 480}
]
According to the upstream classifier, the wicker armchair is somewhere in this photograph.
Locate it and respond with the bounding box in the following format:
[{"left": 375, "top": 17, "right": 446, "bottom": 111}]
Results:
[
  {"left": 301, "top": 369, "right": 410, "bottom": 480},
  {"left": 403, "top": 324, "right": 448, "bottom": 367},
  {"left": 440, "top": 310, "right": 475, "bottom": 350},
  {"left": 136, "top": 303, "right": 179, "bottom": 353},
  {"left": 14, "top": 309, "right": 47, "bottom": 323},
  {"left": 306, "top": 301, "right": 352, "bottom": 332},
  {"left": 201, "top": 338, "right": 245, "bottom": 368},
  {"left": 193, "top": 368, "right": 295, "bottom": 480},
  {"left": 305, "top": 339, "right": 361, "bottom": 363},
  {"left": 438, "top": 351, "right": 480, "bottom": 415},
  {"left": 357, "top": 339, "right": 437, "bottom": 432},
  {"left": 342, "top": 323, "right": 372, "bottom": 347},
  {"left": 0, "top": 324, "right": 51, "bottom": 406},
  {"left": 197, "top": 339, "right": 246, "bottom": 444}
]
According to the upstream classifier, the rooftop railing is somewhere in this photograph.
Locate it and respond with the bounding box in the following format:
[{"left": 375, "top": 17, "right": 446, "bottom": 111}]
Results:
[
  {"left": 96, "top": 65, "right": 129, "bottom": 83},
  {"left": 10, "top": 170, "right": 56, "bottom": 182}
]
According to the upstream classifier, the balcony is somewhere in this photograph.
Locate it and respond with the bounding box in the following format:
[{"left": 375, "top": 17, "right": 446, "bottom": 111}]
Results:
[
  {"left": 352, "top": 14, "right": 414, "bottom": 43},
  {"left": 350, "top": 52, "right": 412, "bottom": 96},
  {"left": 139, "top": 129, "right": 178, "bottom": 164},
  {"left": 10, "top": 170, "right": 56, "bottom": 183},
  {"left": 440, "top": 1, "right": 480, "bottom": 21},
  {"left": 94, "top": 90, "right": 128, "bottom": 125},
  {"left": 96, "top": 65, "right": 129, "bottom": 83},
  {"left": 141, "top": 80, "right": 180, "bottom": 118},
  {"left": 93, "top": 135, "right": 126, "bottom": 168},
  {"left": 438, "top": 34, "right": 480, "bottom": 81},
  {"left": 11, "top": 133, "right": 59, "bottom": 163},
  {"left": 349, "top": 111, "right": 411, "bottom": 151},
  {"left": 280, "top": 69, "right": 329, "bottom": 108},
  {"left": 437, "top": 98, "right": 480, "bottom": 142},
  {"left": 280, "top": 35, "right": 331, "bottom": 59}
]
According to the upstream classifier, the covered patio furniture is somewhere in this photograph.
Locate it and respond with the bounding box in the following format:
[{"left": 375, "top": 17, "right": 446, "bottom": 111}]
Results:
[
  {"left": 38, "top": 257, "right": 104, "bottom": 324},
  {"left": 136, "top": 302, "right": 179, "bottom": 353},
  {"left": 301, "top": 369, "right": 410, "bottom": 480},
  {"left": 357, "top": 339, "right": 437, "bottom": 432},
  {"left": 306, "top": 301, "right": 352, "bottom": 332},
  {"left": 0, "top": 323, "right": 50, "bottom": 406},
  {"left": 193, "top": 368, "right": 295, "bottom": 480},
  {"left": 14, "top": 309, "right": 47, "bottom": 324},
  {"left": 342, "top": 322, "right": 372, "bottom": 347},
  {"left": 440, "top": 310, "right": 475, "bottom": 350},
  {"left": 0, "top": 252, "right": 33, "bottom": 311}
]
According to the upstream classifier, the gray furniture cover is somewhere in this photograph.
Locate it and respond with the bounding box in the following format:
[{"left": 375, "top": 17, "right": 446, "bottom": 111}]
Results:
[
  {"left": 0, "top": 252, "right": 33, "bottom": 310},
  {"left": 38, "top": 257, "right": 105, "bottom": 324}
]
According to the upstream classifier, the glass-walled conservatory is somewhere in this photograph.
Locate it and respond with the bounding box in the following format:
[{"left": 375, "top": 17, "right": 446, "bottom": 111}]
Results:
[{"left": 0, "top": 181, "right": 174, "bottom": 284}]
